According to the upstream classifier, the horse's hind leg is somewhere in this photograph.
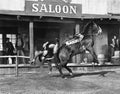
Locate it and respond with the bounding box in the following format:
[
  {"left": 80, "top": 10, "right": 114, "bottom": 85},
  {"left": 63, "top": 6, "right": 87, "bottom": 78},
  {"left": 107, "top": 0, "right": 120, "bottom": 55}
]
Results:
[{"left": 64, "top": 65, "right": 73, "bottom": 76}]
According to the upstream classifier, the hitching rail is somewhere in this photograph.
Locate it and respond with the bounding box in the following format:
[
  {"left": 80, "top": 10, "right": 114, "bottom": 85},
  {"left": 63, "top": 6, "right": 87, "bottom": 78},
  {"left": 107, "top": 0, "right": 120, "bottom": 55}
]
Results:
[
  {"left": 0, "top": 55, "right": 30, "bottom": 76},
  {"left": 0, "top": 55, "right": 119, "bottom": 76}
]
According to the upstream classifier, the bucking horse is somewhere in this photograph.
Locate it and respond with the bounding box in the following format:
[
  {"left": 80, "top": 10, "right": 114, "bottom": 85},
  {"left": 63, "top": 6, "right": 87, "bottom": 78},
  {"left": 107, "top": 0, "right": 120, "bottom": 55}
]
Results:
[{"left": 54, "top": 21, "right": 102, "bottom": 78}]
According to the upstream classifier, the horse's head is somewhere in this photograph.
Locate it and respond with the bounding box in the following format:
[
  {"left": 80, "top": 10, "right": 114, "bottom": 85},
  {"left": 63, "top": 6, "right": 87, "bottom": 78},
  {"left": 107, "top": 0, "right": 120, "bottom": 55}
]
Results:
[
  {"left": 83, "top": 21, "right": 102, "bottom": 36},
  {"left": 91, "top": 21, "right": 102, "bottom": 35}
]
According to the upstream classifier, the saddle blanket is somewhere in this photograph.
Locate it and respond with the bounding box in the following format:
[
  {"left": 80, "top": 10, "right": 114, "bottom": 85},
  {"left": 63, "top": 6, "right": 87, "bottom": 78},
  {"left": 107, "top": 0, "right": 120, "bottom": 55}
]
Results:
[
  {"left": 65, "top": 39, "right": 80, "bottom": 45},
  {"left": 65, "top": 34, "right": 84, "bottom": 46}
]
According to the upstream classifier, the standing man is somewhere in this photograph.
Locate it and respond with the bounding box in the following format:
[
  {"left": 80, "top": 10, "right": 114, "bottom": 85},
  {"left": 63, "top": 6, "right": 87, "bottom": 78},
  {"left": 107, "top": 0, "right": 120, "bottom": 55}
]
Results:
[
  {"left": 4, "top": 38, "right": 15, "bottom": 64},
  {"left": 112, "top": 35, "right": 119, "bottom": 51},
  {"left": 110, "top": 35, "right": 119, "bottom": 56},
  {"left": 30, "top": 38, "right": 59, "bottom": 74},
  {"left": 15, "top": 34, "right": 25, "bottom": 64}
]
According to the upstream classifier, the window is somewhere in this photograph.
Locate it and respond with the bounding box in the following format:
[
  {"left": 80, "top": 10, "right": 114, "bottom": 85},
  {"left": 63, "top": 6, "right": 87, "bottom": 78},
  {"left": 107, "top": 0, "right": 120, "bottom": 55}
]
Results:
[
  {"left": 0, "top": 34, "right": 3, "bottom": 51},
  {"left": 6, "top": 34, "right": 16, "bottom": 48}
]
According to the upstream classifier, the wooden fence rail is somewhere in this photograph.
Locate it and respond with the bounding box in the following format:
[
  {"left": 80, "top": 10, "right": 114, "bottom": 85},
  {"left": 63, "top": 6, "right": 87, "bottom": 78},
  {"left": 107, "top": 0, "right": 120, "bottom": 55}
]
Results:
[
  {"left": 0, "top": 55, "right": 30, "bottom": 76},
  {"left": 0, "top": 56, "right": 119, "bottom": 76}
]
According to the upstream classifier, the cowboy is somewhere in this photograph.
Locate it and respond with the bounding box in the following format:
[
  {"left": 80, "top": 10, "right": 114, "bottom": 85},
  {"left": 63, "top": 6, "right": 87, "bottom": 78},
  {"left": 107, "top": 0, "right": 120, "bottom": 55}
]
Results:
[{"left": 30, "top": 38, "right": 59, "bottom": 65}]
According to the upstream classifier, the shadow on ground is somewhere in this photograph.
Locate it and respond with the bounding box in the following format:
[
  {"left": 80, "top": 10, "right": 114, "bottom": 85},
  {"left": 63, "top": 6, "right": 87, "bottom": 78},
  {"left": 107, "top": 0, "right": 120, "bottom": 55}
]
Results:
[{"left": 51, "top": 70, "right": 116, "bottom": 78}]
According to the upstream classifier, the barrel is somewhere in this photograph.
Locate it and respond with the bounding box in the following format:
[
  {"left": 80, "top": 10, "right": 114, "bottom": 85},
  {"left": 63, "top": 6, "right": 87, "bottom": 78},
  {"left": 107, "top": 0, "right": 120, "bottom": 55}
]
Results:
[
  {"left": 97, "top": 54, "right": 105, "bottom": 65},
  {"left": 114, "top": 51, "right": 120, "bottom": 57}
]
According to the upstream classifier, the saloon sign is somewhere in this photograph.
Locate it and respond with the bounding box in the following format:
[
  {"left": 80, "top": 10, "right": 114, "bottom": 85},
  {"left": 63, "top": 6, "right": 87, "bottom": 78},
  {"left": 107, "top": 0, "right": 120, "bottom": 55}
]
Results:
[{"left": 25, "top": 0, "right": 82, "bottom": 18}]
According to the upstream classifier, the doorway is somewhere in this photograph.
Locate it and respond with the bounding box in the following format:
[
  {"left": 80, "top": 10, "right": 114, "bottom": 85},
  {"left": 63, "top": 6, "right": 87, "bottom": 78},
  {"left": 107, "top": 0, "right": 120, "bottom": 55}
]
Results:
[{"left": 34, "top": 22, "right": 60, "bottom": 51}]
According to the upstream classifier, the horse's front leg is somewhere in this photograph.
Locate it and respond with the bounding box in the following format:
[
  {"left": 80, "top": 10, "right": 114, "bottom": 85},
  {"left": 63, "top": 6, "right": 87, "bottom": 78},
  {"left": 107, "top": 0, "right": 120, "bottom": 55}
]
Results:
[{"left": 87, "top": 48, "right": 98, "bottom": 63}]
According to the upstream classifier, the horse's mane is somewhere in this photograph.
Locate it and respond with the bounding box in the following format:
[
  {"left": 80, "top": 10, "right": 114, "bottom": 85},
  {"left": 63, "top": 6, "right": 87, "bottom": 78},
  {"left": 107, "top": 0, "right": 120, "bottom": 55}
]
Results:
[{"left": 81, "top": 21, "right": 94, "bottom": 35}]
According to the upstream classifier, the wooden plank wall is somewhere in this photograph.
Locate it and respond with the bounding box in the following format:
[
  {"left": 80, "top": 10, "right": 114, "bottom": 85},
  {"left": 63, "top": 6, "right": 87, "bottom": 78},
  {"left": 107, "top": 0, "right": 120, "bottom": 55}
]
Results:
[
  {"left": 107, "top": 0, "right": 120, "bottom": 14},
  {"left": 0, "top": 0, "right": 24, "bottom": 11},
  {"left": 72, "top": 0, "right": 120, "bottom": 15},
  {"left": 72, "top": 0, "right": 107, "bottom": 15}
]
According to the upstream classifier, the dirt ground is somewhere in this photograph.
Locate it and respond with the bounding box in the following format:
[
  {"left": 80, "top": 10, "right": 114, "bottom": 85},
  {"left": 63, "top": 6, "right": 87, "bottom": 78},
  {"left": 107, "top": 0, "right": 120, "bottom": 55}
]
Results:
[{"left": 0, "top": 67, "right": 120, "bottom": 94}]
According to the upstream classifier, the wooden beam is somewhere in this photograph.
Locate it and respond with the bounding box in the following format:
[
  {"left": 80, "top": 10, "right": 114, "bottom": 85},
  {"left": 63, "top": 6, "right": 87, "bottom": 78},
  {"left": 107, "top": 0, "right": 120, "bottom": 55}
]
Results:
[{"left": 29, "top": 21, "right": 34, "bottom": 61}]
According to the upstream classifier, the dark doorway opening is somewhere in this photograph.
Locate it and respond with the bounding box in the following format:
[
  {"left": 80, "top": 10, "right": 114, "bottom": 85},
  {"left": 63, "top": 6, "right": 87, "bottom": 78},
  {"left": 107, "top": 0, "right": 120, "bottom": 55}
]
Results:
[{"left": 34, "top": 22, "right": 60, "bottom": 51}]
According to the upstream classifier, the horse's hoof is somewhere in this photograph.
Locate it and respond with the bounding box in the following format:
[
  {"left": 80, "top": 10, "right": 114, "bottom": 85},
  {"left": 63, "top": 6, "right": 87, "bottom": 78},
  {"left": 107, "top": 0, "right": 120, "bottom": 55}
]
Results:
[
  {"left": 69, "top": 73, "right": 73, "bottom": 76},
  {"left": 48, "top": 71, "right": 52, "bottom": 74},
  {"left": 64, "top": 77, "right": 68, "bottom": 79}
]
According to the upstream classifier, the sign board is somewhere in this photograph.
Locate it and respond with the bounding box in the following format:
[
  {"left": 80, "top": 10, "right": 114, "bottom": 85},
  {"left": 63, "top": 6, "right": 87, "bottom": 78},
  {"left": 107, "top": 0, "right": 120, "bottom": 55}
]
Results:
[{"left": 25, "top": 0, "right": 82, "bottom": 18}]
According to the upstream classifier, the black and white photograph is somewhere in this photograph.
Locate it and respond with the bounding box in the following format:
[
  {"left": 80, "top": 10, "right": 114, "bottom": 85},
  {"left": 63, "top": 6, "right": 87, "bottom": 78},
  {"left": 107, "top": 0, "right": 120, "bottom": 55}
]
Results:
[{"left": 0, "top": 0, "right": 120, "bottom": 94}]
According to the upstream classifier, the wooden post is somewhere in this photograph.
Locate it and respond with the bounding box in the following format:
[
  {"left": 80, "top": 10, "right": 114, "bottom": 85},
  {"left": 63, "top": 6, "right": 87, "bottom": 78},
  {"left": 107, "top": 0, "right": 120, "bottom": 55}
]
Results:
[
  {"left": 29, "top": 21, "right": 34, "bottom": 61},
  {"left": 75, "top": 24, "right": 80, "bottom": 34},
  {"left": 75, "top": 24, "right": 80, "bottom": 64},
  {"left": 118, "top": 23, "right": 120, "bottom": 60},
  {"left": 15, "top": 56, "right": 18, "bottom": 76}
]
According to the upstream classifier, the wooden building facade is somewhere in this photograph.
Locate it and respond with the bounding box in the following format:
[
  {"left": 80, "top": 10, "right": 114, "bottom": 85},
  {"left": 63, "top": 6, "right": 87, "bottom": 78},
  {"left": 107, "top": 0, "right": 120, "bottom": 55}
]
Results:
[{"left": 0, "top": 0, "right": 120, "bottom": 64}]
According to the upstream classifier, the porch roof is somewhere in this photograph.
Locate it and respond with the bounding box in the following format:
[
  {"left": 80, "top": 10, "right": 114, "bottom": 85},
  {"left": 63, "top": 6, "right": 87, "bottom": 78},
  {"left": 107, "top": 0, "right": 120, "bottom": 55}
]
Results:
[
  {"left": 0, "top": 10, "right": 120, "bottom": 21},
  {"left": 81, "top": 14, "right": 120, "bottom": 20}
]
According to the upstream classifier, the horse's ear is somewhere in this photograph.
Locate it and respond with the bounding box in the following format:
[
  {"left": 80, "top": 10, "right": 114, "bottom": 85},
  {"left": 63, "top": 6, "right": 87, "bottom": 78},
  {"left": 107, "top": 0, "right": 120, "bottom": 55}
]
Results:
[{"left": 91, "top": 21, "right": 96, "bottom": 26}]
